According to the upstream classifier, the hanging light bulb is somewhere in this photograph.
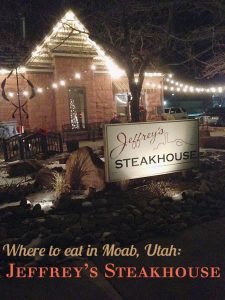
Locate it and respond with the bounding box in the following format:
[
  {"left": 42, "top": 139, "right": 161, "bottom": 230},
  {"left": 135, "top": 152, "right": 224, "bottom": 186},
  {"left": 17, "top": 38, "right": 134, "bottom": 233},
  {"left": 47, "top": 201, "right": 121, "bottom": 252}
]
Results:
[
  {"left": 60, "top": 80, "right": 66, "bottom": 86},
  {"left": 52, "top": 83, "right": 58, "bottom": 89},
  {"left": 65, "top": 11, "right": 75, "bottom": 20},
  {"left": 75, "top": 73, "right": 81, "bottom": 79},
  {"left": 8, "top": 92, "right": 14, "bottom": 97},
  {"left": 37, "top": 88, "right": 43, "bottom": 93},
  {"left": 23, "top": 91, "right": 29, "bottom": 96}
]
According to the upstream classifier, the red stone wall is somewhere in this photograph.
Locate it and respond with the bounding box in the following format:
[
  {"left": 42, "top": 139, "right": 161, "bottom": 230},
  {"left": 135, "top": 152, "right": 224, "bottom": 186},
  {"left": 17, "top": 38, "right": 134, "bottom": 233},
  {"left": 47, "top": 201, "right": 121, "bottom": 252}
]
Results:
[
  {"left": 143, "top": 77, "right": 164, "bottom": 120},
  {"left": 93, "top": 74, "right": 115, "bottom": 123},
  {"left": 0, "top": 60, "right": 115, "bottom": 132},
  {"left": 1, "top": 59, "right": 163, "bottom": 133},
  {"left": 0, "top": 74, "right": 29, "bottom": 128},
  {"left": 53, "top": 56, "right": 114, "bottom": 131},
  {"left": 26, "top": 72, "right": 56, "bottom": 131},
  {"left": 53, "top": 56, "right": 95, "bottom": 131}
]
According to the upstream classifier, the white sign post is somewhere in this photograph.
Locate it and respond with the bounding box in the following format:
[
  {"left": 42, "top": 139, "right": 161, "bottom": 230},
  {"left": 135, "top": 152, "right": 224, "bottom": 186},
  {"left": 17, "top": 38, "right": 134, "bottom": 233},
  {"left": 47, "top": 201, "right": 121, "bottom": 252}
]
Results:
[{"left": 104, "top": 119, "right": 199, "bottom": 182}]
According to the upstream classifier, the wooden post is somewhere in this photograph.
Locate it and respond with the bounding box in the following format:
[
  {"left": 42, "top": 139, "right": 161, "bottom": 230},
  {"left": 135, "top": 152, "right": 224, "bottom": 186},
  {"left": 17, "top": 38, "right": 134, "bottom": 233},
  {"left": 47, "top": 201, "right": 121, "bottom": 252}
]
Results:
[
  {"left": 18, "top": 136, "right": 25, "bottom": 160},
  {"left": 58, "top": 133, "right": 63, "bottom": 152},
  {"left": 2, "top": 139, "right": 9, "bottom": 161},
  {"left": 40, "top": 134, "right": 48, "bottom": 154}
]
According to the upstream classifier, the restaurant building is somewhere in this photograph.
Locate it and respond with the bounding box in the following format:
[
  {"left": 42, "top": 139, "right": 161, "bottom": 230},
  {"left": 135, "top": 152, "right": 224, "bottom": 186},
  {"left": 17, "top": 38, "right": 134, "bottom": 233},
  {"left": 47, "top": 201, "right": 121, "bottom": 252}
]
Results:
[{"left": 0, "top": 10, "right": 163, "bottom": 133}]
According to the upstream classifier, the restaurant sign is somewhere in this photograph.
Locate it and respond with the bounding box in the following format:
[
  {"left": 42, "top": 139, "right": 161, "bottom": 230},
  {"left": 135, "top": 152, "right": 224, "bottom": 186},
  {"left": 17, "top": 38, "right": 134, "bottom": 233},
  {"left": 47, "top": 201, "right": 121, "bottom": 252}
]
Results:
[{"left": 104, "top": 119, "right": 199, "bottom": 182}]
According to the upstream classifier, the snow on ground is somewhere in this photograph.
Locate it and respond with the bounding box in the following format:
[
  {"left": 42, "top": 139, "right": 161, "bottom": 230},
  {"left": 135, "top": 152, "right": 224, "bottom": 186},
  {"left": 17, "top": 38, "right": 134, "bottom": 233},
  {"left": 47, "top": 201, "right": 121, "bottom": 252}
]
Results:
[
  {"left": 27, "top": 191, "right": 55, "bottom": 211},
  {"left": 0, "top": 163, "right": 34, "bottom": 187}
]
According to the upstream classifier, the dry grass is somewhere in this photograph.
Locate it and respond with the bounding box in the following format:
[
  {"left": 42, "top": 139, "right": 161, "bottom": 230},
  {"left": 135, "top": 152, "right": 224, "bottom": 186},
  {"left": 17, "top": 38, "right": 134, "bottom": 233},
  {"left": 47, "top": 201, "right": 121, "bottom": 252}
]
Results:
[
  {"left": 52, "top": 172, "right": 70, "bottom": 200},
  {"left": 132, "top": 180, "right": 169, "bottom": 199}
]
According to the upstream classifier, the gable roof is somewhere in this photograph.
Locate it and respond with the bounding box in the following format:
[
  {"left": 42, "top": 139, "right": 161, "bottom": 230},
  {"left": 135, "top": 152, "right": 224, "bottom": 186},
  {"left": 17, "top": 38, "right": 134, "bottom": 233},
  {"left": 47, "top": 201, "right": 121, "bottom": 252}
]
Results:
[{"left": 25, "top": 10, "right": 124, "bottom": 77}]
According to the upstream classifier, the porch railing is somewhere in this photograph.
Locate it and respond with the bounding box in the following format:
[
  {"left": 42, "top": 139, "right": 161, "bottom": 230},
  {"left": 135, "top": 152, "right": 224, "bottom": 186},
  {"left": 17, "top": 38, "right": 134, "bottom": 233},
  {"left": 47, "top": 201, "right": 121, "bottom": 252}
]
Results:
[
  {"left": 62, "top": 122, "right": 103, "bottom": 142},
  {"left": 2, "top": 132, "right": 63, "bottom": 161}
]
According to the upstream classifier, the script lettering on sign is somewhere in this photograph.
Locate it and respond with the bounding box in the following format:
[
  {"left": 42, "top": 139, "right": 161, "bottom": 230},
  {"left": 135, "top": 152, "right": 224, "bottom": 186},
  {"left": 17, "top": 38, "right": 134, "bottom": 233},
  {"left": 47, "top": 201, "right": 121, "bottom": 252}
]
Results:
[{"left": 104, "top": 120, "right": 199, "bottom": 182}]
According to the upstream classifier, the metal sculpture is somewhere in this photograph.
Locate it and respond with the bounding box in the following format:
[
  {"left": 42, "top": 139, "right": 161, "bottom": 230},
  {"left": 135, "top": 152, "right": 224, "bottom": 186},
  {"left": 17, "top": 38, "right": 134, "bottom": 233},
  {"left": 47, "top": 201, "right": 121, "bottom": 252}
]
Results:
[{"left": 1, "top": 67, "right": 35, "bottom": 131}]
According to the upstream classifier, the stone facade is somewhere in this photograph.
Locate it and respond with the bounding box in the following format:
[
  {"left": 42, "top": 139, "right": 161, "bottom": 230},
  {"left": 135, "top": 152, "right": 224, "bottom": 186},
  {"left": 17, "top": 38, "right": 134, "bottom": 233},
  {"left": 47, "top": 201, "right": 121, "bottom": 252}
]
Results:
[
  {"left": 0, "top": 74, "right": 29, "bottom": 129},
  {"left": 143, "top": 77, "right": 164, "bottom": 120},
  {"left": 26, "top": 72, "right": 56, "bottom": 131},
  {"left": 0, "top": 59, "right": 163, "bottom": 133},
  {"left": 0, "top": 56, "right": 116, "bottom": 132}
]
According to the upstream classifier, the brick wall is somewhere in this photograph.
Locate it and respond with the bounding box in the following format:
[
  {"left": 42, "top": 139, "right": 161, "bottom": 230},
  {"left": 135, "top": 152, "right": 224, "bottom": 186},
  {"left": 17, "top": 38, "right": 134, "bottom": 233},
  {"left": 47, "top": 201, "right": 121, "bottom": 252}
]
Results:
[
  {"left": 53, "top": 56, "right": 95, "bottom": 131},
  {"left": 0, "top": 73, "right": 29, "bottom": 128},
  {"left": 53, "top": 56, "right": 114, "bottom": 130},
  {"left": 93, "top": 73, "right": 115, "bottom": 123},
  {"left": 26, "top": 72, "right": 56, "bottom": 131},
  {"left": 0, "top": 60, "right": 163, "bottom": 132},
  {"left": 143, "top": 77, "right": 164, "bottom": 120}
]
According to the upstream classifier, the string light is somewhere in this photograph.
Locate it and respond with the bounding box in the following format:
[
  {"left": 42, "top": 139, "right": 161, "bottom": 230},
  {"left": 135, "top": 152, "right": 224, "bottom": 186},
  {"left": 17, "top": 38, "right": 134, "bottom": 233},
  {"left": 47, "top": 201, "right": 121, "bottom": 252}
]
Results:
[
  {"left": 75, "top": 73, "right": 81, "bottom": 79},
  {"left": 2, "top": 70, "right": 224, "bottom": 100},
  {"left": 59, "top": 80, "right": 66, "bottom": 86},
  {"left": 164, "top": 74, "right": 225, "bottom": 94},
  {"left": 52, "top": 83, "right": 58, "bottom": 89},
  {"left": 144, "top": 72, "right": 162, "bottom": 77},
  {"left": 0, "top": 68, "right": 26, "bottom": 75},
  {"left": 8, "top": 92, "right": 14, "bottom": 97},
  {"left": 65, "top": 11, "right": 75, "bottom": 20}
]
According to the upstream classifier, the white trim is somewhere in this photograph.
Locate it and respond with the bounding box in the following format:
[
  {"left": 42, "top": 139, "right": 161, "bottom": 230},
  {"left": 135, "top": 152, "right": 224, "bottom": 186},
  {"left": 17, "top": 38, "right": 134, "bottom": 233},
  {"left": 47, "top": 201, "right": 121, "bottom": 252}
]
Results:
[
  {"left": 94, "top": 70, "right": 110, "bottom": 74},
  {"left": 25, "top": 68, "right": 53, "bottom": 73},
  {"left": 52, "top": 52, "right": 95, "bottom": 58}
]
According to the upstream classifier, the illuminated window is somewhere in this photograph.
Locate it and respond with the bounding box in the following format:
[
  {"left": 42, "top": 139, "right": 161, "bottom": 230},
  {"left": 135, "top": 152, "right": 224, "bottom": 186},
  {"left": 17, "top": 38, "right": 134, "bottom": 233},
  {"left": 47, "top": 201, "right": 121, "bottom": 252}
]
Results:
[
  {"left": 68, "top": 87, "right": 87, "bottom": 129},
  {"left": 115, "top": 93, "right": 128, "bottom": 121}
]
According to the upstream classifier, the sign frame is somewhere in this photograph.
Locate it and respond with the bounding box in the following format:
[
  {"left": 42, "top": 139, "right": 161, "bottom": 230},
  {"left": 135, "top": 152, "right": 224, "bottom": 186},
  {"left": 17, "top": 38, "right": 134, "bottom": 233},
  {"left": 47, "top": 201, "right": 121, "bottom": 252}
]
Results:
[{"left": 104, "top": 119, "right": 199, "bottom": 182}]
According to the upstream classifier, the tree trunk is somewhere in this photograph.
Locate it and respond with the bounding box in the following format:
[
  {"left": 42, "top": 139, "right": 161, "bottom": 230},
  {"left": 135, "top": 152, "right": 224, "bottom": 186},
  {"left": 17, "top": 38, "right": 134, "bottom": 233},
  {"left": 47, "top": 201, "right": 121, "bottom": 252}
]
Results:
[{"left": 130, "top": 83, "right": 141, "bottom": 122}]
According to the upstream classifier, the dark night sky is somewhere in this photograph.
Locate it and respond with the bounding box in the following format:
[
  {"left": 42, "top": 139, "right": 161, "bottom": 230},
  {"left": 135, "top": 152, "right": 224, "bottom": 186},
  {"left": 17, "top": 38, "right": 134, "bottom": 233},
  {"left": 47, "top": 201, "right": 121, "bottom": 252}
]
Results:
[
  {"left": 1, "top": 0, "right": 225, "bottom": 85},
  {"left": 0, "top": 0, "right": 70, "bottom": 43}
]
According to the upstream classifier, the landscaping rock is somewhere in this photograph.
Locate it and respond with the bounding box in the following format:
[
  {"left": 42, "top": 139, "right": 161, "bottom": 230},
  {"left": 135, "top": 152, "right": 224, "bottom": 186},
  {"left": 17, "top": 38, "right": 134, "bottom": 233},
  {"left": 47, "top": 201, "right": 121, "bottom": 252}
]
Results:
[
  {"left": 81, "top": 201, "right": 93, "bottom": 211},
  {"left": 7, "top": 159, "right": 43, "bottom": 177},
  {"left": 32, "top": 204, "right": 43, "bottom": 217},
  {"left": 172, "top": 193, "right": 183, "bottom": 201},
  {"left": 1, "top": 148, "right": 225, "bottom": 268},
  {"left": 0, "top": 227, "right": 7, "bottom": 239}
]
